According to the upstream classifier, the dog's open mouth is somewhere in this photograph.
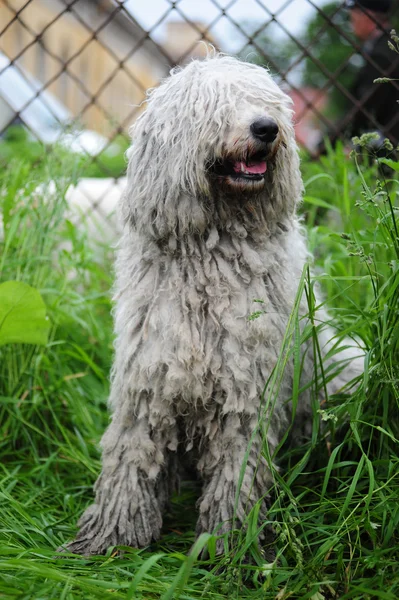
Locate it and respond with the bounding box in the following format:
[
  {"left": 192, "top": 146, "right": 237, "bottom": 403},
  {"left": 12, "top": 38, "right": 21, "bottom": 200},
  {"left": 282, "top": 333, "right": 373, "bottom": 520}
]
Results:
[
  {"left": 210, "top": 150, "right": 268, "bottom": 185},
  {"left": 232, "top": 157, "right": 267, "bottom": 180}
]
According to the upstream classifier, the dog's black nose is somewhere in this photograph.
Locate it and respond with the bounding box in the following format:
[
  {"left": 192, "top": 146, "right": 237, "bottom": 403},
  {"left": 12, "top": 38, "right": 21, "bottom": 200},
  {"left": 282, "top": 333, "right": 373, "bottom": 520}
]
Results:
[{"left": 250, "top": 117, "right": 279, "bottom": 143}]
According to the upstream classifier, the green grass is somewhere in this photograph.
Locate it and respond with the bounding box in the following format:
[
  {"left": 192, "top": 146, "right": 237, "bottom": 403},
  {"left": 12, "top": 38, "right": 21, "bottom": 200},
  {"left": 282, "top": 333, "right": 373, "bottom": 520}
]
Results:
[
  {"left": 0, "top": 126, "right": 129, "bottom": 179},
  {"left": 0, "top": 143, "right": 398, "bottom": 599}
]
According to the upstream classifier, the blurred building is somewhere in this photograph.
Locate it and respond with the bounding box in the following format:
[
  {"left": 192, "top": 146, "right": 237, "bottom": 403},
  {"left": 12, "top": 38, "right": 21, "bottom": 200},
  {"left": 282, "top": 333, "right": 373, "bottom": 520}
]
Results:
[{"left": 0, "top": 0, "right": 168, "bottom": 135}]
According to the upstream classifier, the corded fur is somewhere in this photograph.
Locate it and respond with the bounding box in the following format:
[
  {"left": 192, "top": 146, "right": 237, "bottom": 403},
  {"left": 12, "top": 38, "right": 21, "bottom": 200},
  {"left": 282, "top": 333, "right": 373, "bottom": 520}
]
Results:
[{"left": 64, "top": 55, "right": 363, "bottom": 556}]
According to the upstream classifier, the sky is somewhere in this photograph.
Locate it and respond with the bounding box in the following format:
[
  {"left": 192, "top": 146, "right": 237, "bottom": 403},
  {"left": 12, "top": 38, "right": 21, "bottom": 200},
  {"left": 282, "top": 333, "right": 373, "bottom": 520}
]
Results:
[{"left": 126, "top": 0, "right": 329, "bottom": 53}]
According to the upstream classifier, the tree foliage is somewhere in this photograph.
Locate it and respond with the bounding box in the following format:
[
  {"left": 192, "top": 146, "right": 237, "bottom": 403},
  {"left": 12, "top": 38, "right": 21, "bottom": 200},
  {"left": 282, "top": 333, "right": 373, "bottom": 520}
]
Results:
[
  {"left": 301, "top": 1, "right": 358, "bottom": 118},
  {"left": 245, "top": 2, "right": 358, "bottom": 118}
]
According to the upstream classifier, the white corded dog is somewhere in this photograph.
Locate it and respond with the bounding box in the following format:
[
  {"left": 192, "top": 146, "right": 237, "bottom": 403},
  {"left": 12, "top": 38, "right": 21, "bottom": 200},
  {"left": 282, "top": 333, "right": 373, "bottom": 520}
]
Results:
[{"left": 65, "top": 55, "right": 363, "bottom": 556}]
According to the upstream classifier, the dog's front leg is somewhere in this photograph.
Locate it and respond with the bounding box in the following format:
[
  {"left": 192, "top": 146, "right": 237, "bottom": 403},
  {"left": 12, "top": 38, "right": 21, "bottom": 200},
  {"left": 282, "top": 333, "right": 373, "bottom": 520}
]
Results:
[
  {"left": 64, "top": 402, "right": 177, "bottom": 556},
  {"left": 196, "top": 412, "right": 273, "bottom": 554}
]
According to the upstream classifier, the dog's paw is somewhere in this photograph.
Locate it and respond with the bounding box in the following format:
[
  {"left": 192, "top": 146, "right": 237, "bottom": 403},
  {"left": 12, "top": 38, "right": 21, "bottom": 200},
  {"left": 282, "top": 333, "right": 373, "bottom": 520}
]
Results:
[{"left": 61, "top": 483, "right": 163, "bottom": 556}]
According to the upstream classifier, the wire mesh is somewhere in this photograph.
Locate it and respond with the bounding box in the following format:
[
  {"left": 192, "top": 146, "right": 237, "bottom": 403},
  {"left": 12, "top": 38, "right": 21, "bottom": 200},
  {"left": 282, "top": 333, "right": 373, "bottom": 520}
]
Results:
[{"left": 0, "top": 0, "right": 398, "bottom": 220}]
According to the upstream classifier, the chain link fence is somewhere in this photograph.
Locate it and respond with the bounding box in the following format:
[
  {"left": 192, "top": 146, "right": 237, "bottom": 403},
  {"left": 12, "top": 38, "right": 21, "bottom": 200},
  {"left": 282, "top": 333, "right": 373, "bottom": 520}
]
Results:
[{"left": 1, "top": 0, "right": 398, "bottom": 229}]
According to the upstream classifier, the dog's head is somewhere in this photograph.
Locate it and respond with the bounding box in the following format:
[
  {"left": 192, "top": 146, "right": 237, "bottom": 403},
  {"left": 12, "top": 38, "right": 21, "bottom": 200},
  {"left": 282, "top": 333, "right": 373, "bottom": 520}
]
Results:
[{"left": 123, "top": 55, "right": 303, "bottom": 238}]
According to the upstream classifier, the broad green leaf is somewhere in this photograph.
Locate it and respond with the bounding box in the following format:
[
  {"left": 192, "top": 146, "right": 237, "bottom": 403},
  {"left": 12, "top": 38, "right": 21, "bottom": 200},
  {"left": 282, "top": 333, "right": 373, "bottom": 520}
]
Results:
[
  {"left": 0, "top": 281, "right": 50, "bottom": 346},
  {"left": 378, "top": 158, "right": 399, "bottom": 172},
  {"left": 303, "top": 195, "right": 338, "bottom": 211}
]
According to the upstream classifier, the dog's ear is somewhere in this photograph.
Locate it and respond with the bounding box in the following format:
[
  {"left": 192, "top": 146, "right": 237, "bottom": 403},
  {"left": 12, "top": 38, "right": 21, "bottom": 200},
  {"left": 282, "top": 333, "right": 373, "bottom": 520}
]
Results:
[
  {"left": 119, "top": 92, "right": 212, "bottom": 238},
  {"left": 119, "top": 121, "right": 168, "bottom": 234},
  {"left": 119, "top": 130, "right": 209, "bottom": 239}
]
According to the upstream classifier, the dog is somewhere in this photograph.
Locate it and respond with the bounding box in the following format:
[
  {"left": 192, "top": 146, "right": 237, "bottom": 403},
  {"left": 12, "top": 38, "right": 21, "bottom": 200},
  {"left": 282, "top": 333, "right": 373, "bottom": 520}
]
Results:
[{"left": 65, "top": 55, "right": 362, "bottom": 556}]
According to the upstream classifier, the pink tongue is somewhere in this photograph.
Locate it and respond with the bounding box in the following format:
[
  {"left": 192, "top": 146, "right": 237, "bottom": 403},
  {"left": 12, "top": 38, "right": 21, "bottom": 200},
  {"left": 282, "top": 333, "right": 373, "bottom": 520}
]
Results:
[{"left": 233, "top": 160, "right": 267, "bottom": 174}]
